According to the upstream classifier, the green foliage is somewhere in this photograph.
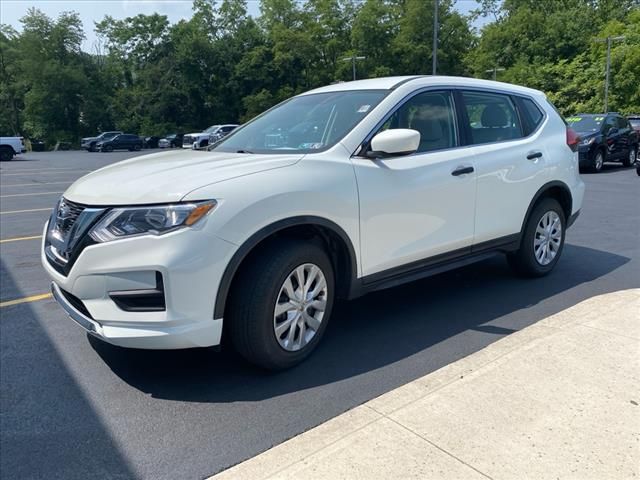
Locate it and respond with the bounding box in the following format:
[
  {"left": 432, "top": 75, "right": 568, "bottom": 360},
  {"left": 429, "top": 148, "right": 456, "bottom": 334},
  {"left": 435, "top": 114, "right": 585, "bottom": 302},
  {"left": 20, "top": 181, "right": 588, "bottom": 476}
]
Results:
[{"left": 1, "top": 0, "right": 638, "bottom": 144}]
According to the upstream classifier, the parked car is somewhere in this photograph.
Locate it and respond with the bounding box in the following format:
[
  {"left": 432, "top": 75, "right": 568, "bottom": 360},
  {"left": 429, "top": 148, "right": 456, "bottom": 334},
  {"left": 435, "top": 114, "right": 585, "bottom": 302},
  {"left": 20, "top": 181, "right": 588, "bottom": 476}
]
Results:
[
  {"left": 43, "top": 76, "right": 584, "bottom": 370},
  {"left": 0, "top": 136, "right": 26, "bottom": 161},
  {"left": 566, "top": 113, "right": 639, "bottom": 172},
  {"left": 160, "top": 133, "right": 184, "bottom": 148},
  {"left": 97, "top": 133, "right": 143, "bottom": 152},
  {"left": 628, "top": 115, "right": 640, "bottom": 131},
  {"left": 184, "top": 124, "right": 238, "bottom": 149},
  {"left": 81, "top": 131, "right": 122, "bottom": 152},
  {"left": 144, "top": 136, "right": 161, "bottom": 149},
  {"left": 198, "top": 123, "right": 239, "bottom": 149}
]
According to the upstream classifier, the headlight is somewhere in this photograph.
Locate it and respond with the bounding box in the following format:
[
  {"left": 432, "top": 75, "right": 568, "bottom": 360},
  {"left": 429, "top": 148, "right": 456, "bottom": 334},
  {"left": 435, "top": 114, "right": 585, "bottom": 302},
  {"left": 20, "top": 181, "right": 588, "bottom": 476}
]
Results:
[
  {"left": 89, "top": 201, "right": 216, "bottom": 242},
  {"left": 580, "top": 137, "right": 595, "bottom": 146}
]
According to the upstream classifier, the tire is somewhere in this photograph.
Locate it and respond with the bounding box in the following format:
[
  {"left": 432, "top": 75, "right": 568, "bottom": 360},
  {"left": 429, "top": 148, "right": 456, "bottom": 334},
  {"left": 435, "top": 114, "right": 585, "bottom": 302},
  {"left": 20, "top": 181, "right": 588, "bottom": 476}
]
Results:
[
  {"left": 103, "top": 145, "right": 113, "bottom": 152},
  {"left": 508, "top": 197, "right": 566, "bottom": 277},
  {"left": 134, "top": 144, "right": 141, "bottom": 151},
  {"left": 88, "top": 144, "right": 96, "bottom": 152},
  {"left": 227, "top": 239, "right": 335, "bottom": 370},
  {"left": 590, "top": 149, "right": 605, "bottom": 172},
  {"left": 0, "top": 147, "right": 14, "bottom": 161},
  {"left": 623, "top": 145, "right": 637, "bottom": 167}
]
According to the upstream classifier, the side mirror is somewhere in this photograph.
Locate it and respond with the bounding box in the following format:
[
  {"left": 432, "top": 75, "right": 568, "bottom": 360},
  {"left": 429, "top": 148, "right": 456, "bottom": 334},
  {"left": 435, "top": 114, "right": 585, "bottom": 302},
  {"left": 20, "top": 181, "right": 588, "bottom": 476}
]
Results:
[{"left": 367, "top": 129, "right": 420, "bottom": 159}]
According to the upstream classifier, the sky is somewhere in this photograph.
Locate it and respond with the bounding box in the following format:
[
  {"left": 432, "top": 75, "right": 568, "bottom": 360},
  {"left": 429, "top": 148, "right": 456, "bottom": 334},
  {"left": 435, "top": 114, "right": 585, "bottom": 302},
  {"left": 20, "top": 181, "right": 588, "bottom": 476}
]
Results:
[{"left": 1, "top": 0, "right": 485, "bottom": 52}]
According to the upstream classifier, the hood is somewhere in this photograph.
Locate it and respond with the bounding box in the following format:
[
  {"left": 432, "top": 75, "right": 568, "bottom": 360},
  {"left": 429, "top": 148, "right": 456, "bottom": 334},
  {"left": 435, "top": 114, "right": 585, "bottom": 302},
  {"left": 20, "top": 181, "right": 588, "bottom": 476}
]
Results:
[
  {"left": 82, "top": 136, "right": 97, "bottom": 142},
  {"left": 63, "top": 149, "right": 303, "bottom": 205}
]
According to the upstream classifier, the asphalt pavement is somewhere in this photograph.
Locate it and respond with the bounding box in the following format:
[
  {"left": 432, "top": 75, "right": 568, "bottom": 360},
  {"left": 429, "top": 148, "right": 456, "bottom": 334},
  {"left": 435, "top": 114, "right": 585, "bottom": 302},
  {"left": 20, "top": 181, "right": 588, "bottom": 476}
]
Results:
[{"left": 1, "top": 150, "right": 639, "bottom": 479}]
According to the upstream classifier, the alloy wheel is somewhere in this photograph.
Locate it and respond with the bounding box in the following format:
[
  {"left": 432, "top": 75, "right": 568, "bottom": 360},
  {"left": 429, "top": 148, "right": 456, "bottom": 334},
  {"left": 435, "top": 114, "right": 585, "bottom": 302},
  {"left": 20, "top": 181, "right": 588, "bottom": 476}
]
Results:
[
  {"left": 273, "top": 263, "right": 328, "bottom": 352},
  {"left": 594, "top": 152, "right": 604, "bottom": 171},
  {"left": 534, "top": 211, "right": 562, "bottom": 266}
]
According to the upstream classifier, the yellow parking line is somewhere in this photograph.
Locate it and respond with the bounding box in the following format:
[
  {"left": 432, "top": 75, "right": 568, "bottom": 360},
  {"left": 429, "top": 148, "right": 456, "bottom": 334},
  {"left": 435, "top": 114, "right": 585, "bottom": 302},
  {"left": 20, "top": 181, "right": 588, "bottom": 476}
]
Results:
[
  {"left": 0, "top": 191, "right": 62, "bottom": 198},
  {"left": 0, "top": 293, "right": 52, "bottom": 308},
  {"left": 1, "top": 181, "right": 71, "bottom": 187},
  {"left": 0, "top": 208, "right": 51, "bottom": 215},
  {"left": 0, "top": 235, "right": 42, "bottom": 244}
]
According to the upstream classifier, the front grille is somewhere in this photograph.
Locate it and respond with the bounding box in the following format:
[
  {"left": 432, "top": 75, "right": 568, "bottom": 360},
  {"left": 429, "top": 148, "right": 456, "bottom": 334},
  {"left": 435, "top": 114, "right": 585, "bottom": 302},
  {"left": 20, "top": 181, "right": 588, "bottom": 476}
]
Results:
[
  {"left": 44, "top": 198, "right": 106, "bottom": 276},
  {"left": 55, "top": 199, "right": 85, "bottom": 236}
]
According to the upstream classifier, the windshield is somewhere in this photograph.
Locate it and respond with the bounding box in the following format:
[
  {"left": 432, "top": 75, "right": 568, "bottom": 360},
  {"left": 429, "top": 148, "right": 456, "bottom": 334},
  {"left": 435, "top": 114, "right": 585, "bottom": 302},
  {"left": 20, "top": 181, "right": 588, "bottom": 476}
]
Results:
[
  {"left": 204, "top": 125, "right": 221, "bottom": 134},
  {"left": 566, "top": 115, "right": 604, "bottom": 133},
  {"left": 214, "top": 90, "right": 387, "bottom": 154}
]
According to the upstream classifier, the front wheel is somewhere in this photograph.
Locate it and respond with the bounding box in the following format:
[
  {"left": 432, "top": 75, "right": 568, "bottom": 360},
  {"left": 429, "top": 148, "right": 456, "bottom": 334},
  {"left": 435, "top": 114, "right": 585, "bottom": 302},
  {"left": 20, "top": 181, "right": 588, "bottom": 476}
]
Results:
[
  {"left": 0, "top": 147, "right": 13, "bottom": 161},
  {"left": 508, "top": 198, "right": 566, "bottom": 277},
  {"left": 591, "top": 150, "right": 604, "bottom": 172},
  {"left": 623, "top": 145, "right": 637, "bottom": 167},
  {"left": 134, "top": 144, "right": 141, "bottom": 151},
  {"left": 227, "top": 239, "right": 335, "bottom": 370}
]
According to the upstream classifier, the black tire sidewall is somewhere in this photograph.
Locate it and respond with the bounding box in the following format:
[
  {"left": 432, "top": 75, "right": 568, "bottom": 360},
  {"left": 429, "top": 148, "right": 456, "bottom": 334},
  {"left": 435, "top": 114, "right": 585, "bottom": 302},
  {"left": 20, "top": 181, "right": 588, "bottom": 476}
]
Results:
[
  {"left": 229, "top": 240, "right": 335, "bottom": 370},
  {"left": 0, "top": 148, "right": 12, "bottom": 161}
]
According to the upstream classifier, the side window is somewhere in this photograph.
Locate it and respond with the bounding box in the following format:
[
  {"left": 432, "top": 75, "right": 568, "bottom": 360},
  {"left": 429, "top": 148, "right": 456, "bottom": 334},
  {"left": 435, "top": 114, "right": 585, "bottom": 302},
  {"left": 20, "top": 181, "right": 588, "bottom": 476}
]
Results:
[
  {"left": 462, "top": 91, "right": 523, "bottom": 145},
  {"left": 603, "top": 116, "right": 616, "bottom": 133},
  {"left": 379, "top": 90, "right": 457, "bottom": 153},
  {"left": 519, "top": 97, "right": 544, "bottom": 135},
  {"left": 616, "top": 117, "right": 629, "bottom": 129}
]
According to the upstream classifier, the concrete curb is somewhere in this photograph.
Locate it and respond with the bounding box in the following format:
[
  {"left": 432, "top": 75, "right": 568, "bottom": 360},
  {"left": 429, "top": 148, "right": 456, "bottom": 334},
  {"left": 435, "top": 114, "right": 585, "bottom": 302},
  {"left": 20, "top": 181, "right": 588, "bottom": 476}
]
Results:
[{"left": 211, "top": 289, "right": 640, "bottom": 479}]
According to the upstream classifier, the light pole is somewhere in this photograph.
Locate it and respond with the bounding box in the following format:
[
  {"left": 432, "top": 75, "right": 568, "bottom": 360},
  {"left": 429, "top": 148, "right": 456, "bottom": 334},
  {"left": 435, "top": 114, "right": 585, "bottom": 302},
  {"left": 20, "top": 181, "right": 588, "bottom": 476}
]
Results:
[
  {"left": 485, "top": 67, "right": 505, "bottom": 80},
  {"left": 595, "top": 35, "right": 625, "bottom": 112},
  {"left": 342, "top": 55, "right": 366, "bottom": 81},
  {"left": 432, "top": 0, "right": 438, "bottom": 75}
]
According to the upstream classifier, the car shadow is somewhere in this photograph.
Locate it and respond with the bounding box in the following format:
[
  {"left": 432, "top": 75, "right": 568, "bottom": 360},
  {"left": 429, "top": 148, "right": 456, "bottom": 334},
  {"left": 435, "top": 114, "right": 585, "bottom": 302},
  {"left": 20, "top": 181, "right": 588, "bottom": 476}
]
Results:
[
  {"left": 0, "top": 260, "right": 135, "bottom": 479},
  {"left": 90, "top": 243, "right": 632, "bottom": 403}
]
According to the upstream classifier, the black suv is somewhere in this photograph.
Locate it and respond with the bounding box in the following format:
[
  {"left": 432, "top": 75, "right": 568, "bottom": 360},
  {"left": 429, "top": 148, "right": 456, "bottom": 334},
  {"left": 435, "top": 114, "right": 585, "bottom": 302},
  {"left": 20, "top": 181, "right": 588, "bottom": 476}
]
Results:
[
  {"left": 567, "top": 113, "right": 639, "bottom": 172},
  {"left": 97, "top": 134, "right": 144, "bottom": 152}
]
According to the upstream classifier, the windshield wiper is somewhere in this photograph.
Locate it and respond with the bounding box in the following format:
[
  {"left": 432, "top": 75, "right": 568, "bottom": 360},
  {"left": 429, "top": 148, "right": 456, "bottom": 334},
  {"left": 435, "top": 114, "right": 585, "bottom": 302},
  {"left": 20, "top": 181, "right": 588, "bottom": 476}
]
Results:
[{"left": 236, "top": 149, "right": 253, "bottom": 154}]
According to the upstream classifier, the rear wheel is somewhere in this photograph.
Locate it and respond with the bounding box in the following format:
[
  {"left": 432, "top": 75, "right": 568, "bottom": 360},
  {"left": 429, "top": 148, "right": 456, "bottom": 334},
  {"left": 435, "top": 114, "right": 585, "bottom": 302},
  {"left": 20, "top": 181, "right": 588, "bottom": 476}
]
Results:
[
  {"left": 134, "top": 144, "right": 141, "bottom": 151},
  {"left": 227, "top": 239, "right": 335, "bottom": 370},
  {"left": 623, "top": 145, "right": 637, "bottom": 167},
  {"left": 0, "top": 147, "right": 13, "bottom": 161},
  {"left": 508, "top": 198, "right": 566, "bottom": 277}
]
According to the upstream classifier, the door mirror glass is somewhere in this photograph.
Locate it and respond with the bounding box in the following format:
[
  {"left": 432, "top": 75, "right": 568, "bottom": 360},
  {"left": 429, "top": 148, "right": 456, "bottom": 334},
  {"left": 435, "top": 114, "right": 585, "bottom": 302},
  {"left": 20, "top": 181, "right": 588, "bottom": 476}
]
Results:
[{"left": 368, "top": 129, "right": 420, "bottom": 158}]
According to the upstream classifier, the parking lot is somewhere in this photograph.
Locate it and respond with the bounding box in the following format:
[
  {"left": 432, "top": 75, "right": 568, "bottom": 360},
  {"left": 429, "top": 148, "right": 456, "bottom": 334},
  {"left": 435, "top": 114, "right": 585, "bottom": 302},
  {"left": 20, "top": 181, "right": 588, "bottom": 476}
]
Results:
[{"left": 1, "top": 150, "right": 639, "bottom": 479}]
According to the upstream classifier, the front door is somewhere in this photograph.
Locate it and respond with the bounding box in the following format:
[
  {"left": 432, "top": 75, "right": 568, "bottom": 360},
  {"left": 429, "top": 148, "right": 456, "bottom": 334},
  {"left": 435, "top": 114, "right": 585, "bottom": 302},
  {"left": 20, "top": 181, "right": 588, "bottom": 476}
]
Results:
[{"left": 352, "top": 90, "right": 477, "bottom": 278}]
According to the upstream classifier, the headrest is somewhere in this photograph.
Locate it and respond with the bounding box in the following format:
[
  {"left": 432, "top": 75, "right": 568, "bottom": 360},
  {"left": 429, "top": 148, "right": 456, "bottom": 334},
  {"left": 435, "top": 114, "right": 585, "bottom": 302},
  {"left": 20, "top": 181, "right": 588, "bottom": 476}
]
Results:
[{"left": 481, "top": 104, "right": 508, "bottom": 127}]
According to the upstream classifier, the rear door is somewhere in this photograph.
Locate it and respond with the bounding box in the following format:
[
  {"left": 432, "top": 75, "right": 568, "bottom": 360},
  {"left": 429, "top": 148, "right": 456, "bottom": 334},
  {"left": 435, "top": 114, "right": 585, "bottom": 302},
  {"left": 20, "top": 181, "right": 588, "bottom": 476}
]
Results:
[{"left": 458, "top": 90, "right": 549, "bottom": 245}]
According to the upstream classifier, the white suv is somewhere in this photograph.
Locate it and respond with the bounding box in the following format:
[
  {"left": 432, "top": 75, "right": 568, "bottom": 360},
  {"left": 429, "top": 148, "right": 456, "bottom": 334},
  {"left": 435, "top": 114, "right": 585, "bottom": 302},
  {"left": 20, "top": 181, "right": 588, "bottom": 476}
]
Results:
[{"left": 42, "top": 76, "right": 585, "bottom": 369}]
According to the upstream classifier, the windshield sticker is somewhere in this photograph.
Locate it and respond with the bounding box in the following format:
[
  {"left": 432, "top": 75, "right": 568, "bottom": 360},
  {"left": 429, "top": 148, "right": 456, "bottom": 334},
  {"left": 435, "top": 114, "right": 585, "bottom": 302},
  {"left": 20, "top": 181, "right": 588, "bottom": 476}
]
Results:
[
  {"left": 358, "top": 105, "right": 371, "bottom": 113},
  {"left": 299, "top": 143, "right": 324, "bottom": 150}
]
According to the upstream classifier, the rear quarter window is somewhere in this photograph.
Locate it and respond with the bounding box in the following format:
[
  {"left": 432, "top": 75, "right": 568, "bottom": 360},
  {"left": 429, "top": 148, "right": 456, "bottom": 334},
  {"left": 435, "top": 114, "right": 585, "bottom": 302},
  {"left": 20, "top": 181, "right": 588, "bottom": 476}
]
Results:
[{"left": 518, "top": 97, "right": 544, "bottom": 135}]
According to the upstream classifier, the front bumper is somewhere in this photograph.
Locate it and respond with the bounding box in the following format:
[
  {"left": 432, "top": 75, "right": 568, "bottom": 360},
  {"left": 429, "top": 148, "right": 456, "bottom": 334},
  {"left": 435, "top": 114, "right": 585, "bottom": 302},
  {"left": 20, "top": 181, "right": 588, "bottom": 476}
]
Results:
[{"left": 43, "top": 222, "right": 236, "bottom": 349}]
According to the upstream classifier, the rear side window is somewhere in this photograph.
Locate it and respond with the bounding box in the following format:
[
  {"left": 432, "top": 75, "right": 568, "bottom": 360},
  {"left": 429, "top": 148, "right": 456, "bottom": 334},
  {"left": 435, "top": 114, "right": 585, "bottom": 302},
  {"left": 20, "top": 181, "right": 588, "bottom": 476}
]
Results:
[
  {"left": 518, "top": 97, "right": 544, "bottom": 135},
  {"left": 616, "top": 116, "right": 629, "bottom": 129},
  {"left": 461, "top": 91, "right": 523, "bottom": 145}
]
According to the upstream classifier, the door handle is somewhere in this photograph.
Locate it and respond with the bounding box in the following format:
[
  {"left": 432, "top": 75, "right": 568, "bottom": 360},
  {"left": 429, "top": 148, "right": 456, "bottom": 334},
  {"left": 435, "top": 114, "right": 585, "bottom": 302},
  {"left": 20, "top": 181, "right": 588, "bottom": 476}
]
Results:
[
  {"left": 451, "top": 165, "right": 474, "bottom": 176},
  {"left": 527, "top": 151, "right": 543, "bottom": 160}
]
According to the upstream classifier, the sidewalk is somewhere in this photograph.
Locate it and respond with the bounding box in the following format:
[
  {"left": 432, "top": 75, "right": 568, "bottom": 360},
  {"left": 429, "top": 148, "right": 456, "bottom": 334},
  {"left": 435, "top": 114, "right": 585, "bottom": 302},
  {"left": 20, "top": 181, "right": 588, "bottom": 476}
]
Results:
[{"left": 211, "top": 289, "right": 640, "bottom": 480}]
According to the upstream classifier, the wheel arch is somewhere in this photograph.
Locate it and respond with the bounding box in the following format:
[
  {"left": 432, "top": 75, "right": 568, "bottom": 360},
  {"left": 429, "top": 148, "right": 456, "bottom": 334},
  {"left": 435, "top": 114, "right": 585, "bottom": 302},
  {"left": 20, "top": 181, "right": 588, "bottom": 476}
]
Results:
[
  {"left": 214, "top": 216, "right": 358, "bottom": 319},
  {"left": 519, "top": 181, "right": 573, "bottom": 237}
]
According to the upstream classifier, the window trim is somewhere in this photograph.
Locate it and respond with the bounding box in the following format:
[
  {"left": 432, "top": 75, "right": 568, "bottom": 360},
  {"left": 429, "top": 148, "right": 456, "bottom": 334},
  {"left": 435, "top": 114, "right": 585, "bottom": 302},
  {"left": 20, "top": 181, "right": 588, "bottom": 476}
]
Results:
[{"left": 354, "top": 86, "right": 548, "bottom": 157}]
